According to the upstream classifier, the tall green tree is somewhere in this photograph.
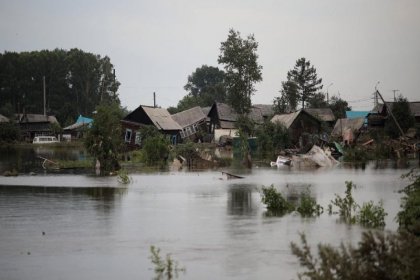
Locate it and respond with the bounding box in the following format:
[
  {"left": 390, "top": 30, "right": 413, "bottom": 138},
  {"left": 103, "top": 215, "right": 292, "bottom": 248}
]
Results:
[
  {"left": 182, "top": 65, "right": 226, "bottom": 107},
  {"left": 218, "top": 29, "right": 262, "bottom": 114},
  {"left": 282, "top": 57, "right": 323, "bottom": 109},
  {"left": 84, "top": 101, "right": 123, "bottom": 173}
]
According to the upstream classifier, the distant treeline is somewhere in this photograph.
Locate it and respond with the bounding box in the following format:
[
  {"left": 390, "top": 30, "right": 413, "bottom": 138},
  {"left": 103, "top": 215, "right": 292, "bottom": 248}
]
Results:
[{"left": 0, "top": 49, "right": 120, "bottom": 126}]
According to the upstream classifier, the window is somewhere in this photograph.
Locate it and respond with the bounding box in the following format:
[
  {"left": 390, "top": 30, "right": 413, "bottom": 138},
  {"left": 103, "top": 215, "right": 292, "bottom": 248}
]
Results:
[
  {"left": 125, "top": 129, "right": 132, "bottom": 143},
  {"left": 135, "top": 131, "right": 141, "bottom": 145}
]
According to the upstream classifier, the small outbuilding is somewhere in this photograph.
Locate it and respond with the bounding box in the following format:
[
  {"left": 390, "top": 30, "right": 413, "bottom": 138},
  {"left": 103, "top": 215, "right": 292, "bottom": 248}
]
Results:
[{"left": 271, "top": 110, "right": 321, "bottom": 144}]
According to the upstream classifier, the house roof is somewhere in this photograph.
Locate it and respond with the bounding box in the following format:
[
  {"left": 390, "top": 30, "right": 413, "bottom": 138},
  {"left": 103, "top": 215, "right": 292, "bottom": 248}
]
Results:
[
  {"left": 270, "top": 111, "right": 301, "bottom": 129},
  {"left": 212, "top": 102, "right": 264, "bottom": 124},
  {"left": 331, "top": 117, "right": 365, "bottom": 137},
  {"left": 142, "top": 106, "right": 182, "bottom": 131},
  {"left": 253, "top": 104, "right": 275, "bottom": 117},
  {"left": 15, "top": 114, "right": 58, "bottom": 124},
  {"left": 271, "top": 109, "right": 321, "bottom": 129},
  {"left": 0, "top": 114, "right": 9, "bottom": 123},
  {"left": 76, "top": 115, "right": 93, "bottom": 124},
  {"left": 171, "top": 106, "right": 206, "bottom": 129},
  {"left": 305, "top": 108, "right": 336, "bottom": 122},
  {"left": 346, "top": 111, "right": 370, "bottom": 119}
]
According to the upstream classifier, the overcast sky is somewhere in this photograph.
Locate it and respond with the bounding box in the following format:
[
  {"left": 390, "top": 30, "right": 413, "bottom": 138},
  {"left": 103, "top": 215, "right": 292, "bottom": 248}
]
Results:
[{"left": 1, "top": 0, "right": 419, "bottom": 111}]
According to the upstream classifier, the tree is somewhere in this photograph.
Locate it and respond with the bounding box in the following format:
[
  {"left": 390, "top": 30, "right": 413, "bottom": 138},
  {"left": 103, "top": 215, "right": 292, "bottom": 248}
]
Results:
[
  {"left": 178, "top": 65, "right": 226, "bottom": 111},
  {"left": 307, "top": 92, "right": 328, "bottom": 108},
  {"left": 273, "top": 80, "right": 299, "bottom": 114},
  {"left": 329, "top": 95, "right": 351, "bottom": 119},
  {"left": 84, "top": 101, "right": 123, "bottom": 173},
  {"left": 0, "top": 49, "right": 120, "bottom": 124},
  {"left": 218, "top": 29, "right": 262, "bottom": 114},
  {"left": 282, "top": 57, "right": 323, "bottom": 109},
  {"left": 385, "top": 95, "right": 415, "bottom": 138}
]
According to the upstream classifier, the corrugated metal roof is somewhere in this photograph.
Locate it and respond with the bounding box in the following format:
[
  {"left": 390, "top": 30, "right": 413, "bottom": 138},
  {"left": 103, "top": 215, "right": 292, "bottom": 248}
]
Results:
[
  {"left": 142, "top": 106, "right": 182, "bottom": 131},
  {"left": 346, "top": 111, "right": 370, "bottom": 119},
  {"left": 171, "top": 106, "right": 206, "bottom": 128},
  {"left": 305, "top": 108, "right": 336, "bottom": 122},
  {"left": 331, "top": 118, "right": 365, "bottom": 137}
]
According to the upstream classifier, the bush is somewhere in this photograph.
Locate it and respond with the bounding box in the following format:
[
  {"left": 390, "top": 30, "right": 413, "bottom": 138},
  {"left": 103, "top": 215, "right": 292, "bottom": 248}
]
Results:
[
  {"left": 357, "top": 200, "right": 387, "bottom": 228},
  {"left": 291, "top": 231, "right": 420, "bottom": 280},
  {"left": 331, "top": 181, "right": 359, "bottom": 224},
  {"left": 149, "top": 245, "right": 185, "bottom": 280},
  {"left": 297, "top": 189, "right": 323, "bottom": 217},
  {"left": 398, "top": 170, "right": 420, "bottom": 235},
  {"left": 142, "top": 134, "right": 170, "bottom": 166},
  {"left": 261, "top": 185, "right": 294, "bottom": 215}
]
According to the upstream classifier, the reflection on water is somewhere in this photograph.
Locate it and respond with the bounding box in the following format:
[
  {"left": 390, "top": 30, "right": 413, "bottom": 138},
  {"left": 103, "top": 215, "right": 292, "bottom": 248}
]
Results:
[
  {"left": 0, "top": 145, "right": 88, "bottom": 174},
  {"left": 0, "top": 165, "right": 414, "bottom": 280},
  {"left": 227, "top": 184, "right": 257, "bottom": 216}
]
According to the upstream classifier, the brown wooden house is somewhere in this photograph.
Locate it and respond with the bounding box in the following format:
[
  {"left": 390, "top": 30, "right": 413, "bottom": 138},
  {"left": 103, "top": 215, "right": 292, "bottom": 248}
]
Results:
[
  {"left": 270, "top": 110, "right": 321, "bottom": 144},
  {"left": 121, "top": 105, "right": 181, "bottom": 148},
  {"left": 171, "top": 106, "right": 207, "bottom": 142},
  {"left": 15, "top": 113, "right": 59, "bottom": 142}
]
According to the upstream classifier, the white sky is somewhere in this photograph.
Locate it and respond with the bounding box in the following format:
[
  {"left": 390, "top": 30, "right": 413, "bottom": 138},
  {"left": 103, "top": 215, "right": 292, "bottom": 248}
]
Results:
[{"left": 1, "top": 0, "right": 419, "bottom": 111}]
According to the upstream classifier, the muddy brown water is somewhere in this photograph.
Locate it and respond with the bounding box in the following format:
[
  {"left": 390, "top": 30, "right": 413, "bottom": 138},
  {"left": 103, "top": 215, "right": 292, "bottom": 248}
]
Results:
[{"left": 0, "top": 158, "right": 414, "bottom": 280}]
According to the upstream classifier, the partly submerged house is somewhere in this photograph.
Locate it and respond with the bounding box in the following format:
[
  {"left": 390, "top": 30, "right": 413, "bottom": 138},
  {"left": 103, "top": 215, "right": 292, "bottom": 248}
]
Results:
[
  {"left": 369, "top": 102, "right": 420, "bottom": 128},
  {"left": 270, "top": 110, "right": 321, "bottom": 145},
  {"left": 171, "top": 106, "right": 207, "bottom": 141},
  {"left": 207, "top": 102, "right": 265, "bottom": 142},
  {"left": 63, "top": 115, "right": 93, "bottom": 139},
  {"left": 331, "top": 117, "right": 365, "bottom": 144},
  {"left": 121, "top": 105, "right": 182, "bottom": 148},
  {"left": 15, "top": 113, "right": 59, "bottom": 141},
  {"left": 305, "top": 108, "right": 336, "bottom": 128}
]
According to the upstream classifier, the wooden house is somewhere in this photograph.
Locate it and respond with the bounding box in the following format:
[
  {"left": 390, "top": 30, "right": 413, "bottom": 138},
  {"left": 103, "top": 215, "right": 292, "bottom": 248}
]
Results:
[
  {"left": 121, "top": 105, "right": 181, "bottom": 148},
  {"left": 171, "top": 106, "right": 207, "bottom": 142},
  {"left": 15, "top": 113, "right": 59, "bottom": 142},
  {"left": 331, "top": 117, "right": 365, "bottom": 144},
  {"left": 270, "top": 110, "right": 321, "bottom": 144},
  {"left": 305, "top": 108, "right": 336, "bottom": 128},
  {"left": 369, "top": 102, "right": 420, "bottom": 128},
  {"left": 207, "top": 102, "right": 265, "bottom": 142}
]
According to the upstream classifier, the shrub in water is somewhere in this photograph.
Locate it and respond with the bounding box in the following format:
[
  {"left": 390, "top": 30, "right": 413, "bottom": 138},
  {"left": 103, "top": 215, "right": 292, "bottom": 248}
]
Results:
[
  {"left": 261, "top": 185, "right": 294, "bottom": 215},
  {"left": 291, "top": 231, "right": 420, "bottom": 280},
  {"left": 297, "top": 189, "right": 323, "bottom": 217},
  {"left": 150, "top": 245, "right": 185, "bottom": 280},
  {"left": 331, "top": 181, "right": 359, "bottom": 224},
  {"left": 357, "top": 200, "right": 387, "bottom": 228}
]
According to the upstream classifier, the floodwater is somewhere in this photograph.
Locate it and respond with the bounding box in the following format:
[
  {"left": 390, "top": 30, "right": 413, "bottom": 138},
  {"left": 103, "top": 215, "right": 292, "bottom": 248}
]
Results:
[{"left": 0, "top": 159, "right": 414, "bottom": 280}]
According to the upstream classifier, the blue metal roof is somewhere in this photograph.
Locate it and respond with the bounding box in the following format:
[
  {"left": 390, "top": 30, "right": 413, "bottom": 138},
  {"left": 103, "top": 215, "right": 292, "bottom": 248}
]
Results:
[
  {"left": 76, "top": 115, "right": 93, "bottom": 124},
  {"left": 346, "top": 111, "right": 369, "bottom": 119}
]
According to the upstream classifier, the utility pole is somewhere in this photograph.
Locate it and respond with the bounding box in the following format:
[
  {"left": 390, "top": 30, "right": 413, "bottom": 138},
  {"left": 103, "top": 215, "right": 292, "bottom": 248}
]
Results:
[
  {"left": 43, "top": 76, "right": 46, "bottom": 116},
  {"left": 376, "top": 89, "right": 404, "bottom": 137},
  {"left": 153, "top": 92, "right": 156, "bottom": 108},
  {"left": 392, "top": 89, "right": 399, "bottom": 102},
  {"left": 326, "top": 83, "right": 333, "bottom": 104}
]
